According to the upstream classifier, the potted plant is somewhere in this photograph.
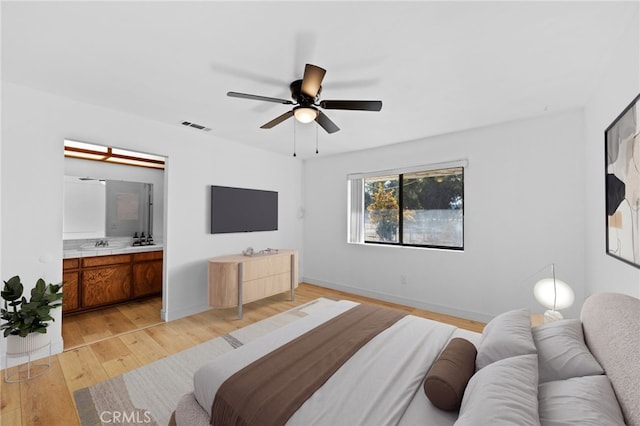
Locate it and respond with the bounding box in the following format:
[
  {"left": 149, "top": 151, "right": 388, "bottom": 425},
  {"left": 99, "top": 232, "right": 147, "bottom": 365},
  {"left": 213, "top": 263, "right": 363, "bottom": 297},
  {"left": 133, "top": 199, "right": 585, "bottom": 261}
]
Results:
[{"left": 1, "top": 275, "right": 63, "bottom": 354}]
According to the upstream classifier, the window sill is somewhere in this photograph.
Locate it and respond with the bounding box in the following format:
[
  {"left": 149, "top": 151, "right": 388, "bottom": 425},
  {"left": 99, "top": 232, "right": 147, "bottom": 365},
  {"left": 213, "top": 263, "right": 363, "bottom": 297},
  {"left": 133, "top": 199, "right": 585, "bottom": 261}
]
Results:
[{"left": 347, "top": 241, "right": 464, "bottom": 253}]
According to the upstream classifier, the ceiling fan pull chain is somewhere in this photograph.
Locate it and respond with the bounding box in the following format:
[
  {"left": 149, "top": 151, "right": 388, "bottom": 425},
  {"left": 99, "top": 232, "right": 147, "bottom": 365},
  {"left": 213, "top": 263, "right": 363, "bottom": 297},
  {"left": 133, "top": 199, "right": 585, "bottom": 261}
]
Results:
[
  {"left": 292, "top": 119, "right": 297, "bottom": 157},
  {"left": 316, "top": 122, "right": 319, "bottom": 154}
]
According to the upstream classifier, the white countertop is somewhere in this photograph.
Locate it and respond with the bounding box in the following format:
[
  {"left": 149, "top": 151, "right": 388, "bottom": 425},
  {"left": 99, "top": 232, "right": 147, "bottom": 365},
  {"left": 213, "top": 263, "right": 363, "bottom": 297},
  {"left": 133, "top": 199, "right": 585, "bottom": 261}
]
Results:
[{"left": 63, "top": 243, "right": 163, "bottom": 259}]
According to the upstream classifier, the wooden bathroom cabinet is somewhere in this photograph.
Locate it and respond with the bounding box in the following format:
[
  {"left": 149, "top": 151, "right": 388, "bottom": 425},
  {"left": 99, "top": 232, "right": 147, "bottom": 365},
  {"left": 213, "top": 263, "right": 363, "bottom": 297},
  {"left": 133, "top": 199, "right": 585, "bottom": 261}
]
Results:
[{"left": 62, "top": 250, "right": 163, "bottom": 314}]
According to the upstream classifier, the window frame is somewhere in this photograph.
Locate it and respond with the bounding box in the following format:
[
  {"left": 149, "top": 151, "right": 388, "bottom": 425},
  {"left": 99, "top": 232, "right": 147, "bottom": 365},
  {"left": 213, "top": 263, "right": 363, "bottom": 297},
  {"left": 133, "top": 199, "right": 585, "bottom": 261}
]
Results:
[{"left": 348, "top": 161, "right": 466, "bottom": 251}]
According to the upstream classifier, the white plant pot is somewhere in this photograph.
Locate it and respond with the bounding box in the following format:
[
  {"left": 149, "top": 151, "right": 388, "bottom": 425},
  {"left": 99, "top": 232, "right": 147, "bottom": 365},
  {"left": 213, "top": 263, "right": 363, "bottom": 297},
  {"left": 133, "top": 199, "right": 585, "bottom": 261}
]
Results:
[{"left": 6, "top": 332, "right": 51, "bottom": 355}]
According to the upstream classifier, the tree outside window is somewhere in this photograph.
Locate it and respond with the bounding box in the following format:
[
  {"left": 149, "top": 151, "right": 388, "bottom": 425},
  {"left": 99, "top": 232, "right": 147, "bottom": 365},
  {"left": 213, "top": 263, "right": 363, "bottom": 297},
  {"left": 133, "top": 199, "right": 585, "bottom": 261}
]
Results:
[{"left": 366, "top": 179, "right": 399, "bottom": 242}]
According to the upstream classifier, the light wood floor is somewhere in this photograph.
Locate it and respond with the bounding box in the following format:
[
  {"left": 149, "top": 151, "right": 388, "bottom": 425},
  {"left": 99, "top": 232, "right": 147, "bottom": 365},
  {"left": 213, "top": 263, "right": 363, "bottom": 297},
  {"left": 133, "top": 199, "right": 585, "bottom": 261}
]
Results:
[
  {"left": 0, "top": 283, "right": 484, "bottom": 426},
  {"left": 62, "top": 296, "right": 164, "bottom": 350}
]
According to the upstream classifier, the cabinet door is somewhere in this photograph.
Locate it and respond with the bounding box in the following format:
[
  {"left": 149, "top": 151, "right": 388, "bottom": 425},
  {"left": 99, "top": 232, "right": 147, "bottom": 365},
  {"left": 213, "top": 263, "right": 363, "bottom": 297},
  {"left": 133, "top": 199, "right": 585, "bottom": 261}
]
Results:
[
  {"left": 82, "top": 265, "right": 132, "bottom": 308},
  {"left": 62, "top": 271, "right": 79, "bottom": 312},
  {"left": 133, "top": 261, "right": 163, "bottom": 297}
]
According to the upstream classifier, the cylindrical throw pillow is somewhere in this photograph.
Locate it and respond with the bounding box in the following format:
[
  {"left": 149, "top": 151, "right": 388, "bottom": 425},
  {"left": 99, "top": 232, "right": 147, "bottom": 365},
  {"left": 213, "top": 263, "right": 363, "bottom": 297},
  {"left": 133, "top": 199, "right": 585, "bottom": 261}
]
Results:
[{"left": 423, "top": 337, "right": 477, "bottom": 411}]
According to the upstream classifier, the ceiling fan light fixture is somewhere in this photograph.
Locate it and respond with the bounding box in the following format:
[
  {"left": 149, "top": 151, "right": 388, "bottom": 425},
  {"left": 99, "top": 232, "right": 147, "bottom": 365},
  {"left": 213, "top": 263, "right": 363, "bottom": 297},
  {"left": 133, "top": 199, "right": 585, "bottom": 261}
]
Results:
[
  {"left": 228, "top": 63, "right": 380, "bottom": 134},
  {"left": 293, "top": 106, "right": 318, "bottom": 123}
]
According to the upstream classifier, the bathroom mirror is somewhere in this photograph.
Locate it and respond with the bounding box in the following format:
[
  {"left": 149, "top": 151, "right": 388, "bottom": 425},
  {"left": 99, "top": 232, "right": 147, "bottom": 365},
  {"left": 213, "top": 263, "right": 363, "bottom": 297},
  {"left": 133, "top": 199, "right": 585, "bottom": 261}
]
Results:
[{"left": 63, "top": 176, "right": 153, "bottom": 239}]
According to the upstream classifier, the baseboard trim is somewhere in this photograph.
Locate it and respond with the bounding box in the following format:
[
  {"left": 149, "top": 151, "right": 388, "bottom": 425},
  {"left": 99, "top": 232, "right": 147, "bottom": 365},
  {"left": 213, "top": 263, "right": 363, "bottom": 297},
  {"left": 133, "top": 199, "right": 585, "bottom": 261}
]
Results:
[
  {"left": 302, "top": 277, "right": 492, "bottom": 323},
  {"left": 162, "top": 302, "right": 210, "bottom": 322}
]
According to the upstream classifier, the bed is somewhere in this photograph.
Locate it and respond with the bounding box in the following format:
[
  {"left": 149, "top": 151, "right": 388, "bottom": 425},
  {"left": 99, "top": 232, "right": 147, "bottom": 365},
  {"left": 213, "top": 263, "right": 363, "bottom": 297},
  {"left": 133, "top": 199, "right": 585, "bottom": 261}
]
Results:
[{"left": 172, "top": 292, "right": 639, "bottom": 426}]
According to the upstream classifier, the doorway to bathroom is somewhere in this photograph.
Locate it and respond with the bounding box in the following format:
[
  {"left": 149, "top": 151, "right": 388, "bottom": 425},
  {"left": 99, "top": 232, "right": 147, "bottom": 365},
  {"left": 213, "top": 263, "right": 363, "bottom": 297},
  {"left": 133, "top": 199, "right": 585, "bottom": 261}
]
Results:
[{"left": 61, "top": 140, "right": 167, "bottom": 350}]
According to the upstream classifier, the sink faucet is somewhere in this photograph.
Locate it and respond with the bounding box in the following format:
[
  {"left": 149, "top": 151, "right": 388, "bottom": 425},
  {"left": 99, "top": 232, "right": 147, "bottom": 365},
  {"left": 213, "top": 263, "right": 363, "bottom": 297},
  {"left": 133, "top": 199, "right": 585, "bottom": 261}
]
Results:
[{"left": 94, "top": 239, "right": 109, "bottom": 247}]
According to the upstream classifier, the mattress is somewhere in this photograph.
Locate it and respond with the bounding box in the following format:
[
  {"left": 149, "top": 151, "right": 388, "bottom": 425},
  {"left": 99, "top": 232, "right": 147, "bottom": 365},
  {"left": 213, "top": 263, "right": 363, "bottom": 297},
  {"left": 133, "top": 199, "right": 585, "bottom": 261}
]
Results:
[{"left": 192, "top": 300, "right": 473, "bottom": 425}]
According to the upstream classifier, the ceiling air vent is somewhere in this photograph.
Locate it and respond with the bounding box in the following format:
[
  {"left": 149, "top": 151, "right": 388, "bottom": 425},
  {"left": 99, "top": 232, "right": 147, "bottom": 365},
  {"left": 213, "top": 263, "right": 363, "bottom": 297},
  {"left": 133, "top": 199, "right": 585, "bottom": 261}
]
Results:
[{"left": 181, "top": 121, "right": 211, "bottom": 132}]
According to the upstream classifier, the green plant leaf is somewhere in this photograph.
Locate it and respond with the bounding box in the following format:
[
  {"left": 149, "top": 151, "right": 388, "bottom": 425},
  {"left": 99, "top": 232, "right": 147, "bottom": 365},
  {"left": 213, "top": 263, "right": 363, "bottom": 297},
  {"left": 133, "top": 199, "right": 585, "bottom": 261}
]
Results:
[
  {"left": 1, "top": 276, "right": 24, "bottom": 302},
  {"left": 2, "top": 276, "right": 62, "bottom": 337},
  {"left": 31, "top": 279, "right": 46, "bottom": 302}
]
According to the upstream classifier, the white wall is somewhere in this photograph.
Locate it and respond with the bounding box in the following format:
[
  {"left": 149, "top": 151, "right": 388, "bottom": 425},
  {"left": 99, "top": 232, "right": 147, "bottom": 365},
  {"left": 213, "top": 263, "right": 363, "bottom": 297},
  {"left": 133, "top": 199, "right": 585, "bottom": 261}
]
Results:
[
  {"left": 584, "top": 12, "right": 640, "bottom": 297},
  {"left": 1, "top": 82, "right": 304, "bottom": 364},
  {"left": 302, "top": 110, "right": 587, "bottom": 322}
]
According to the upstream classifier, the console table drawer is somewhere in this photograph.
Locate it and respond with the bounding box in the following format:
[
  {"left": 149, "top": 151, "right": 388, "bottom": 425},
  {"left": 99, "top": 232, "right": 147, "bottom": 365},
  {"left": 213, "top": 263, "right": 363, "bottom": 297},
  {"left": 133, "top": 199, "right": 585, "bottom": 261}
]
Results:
[
  {"left": 242, "top": 255, "right": 291, "bottom": 281},
  {"left": 243, "top": 272, "right": 291, "bottom": 304}
]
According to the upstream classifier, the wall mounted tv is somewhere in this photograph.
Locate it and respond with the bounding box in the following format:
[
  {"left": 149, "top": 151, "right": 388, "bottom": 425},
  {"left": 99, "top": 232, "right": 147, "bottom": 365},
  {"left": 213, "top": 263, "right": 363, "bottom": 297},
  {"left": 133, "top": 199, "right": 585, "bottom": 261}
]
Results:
[{"left": 210, "top": 185, "right": 278, "bottom": 234}]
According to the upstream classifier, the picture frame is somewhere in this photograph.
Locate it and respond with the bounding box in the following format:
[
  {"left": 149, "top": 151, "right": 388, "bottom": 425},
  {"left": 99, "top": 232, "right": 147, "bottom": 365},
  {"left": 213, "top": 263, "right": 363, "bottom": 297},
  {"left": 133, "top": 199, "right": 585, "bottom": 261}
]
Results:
[{"left": 605, "top": 93, "right": 640, "bottom": 269}]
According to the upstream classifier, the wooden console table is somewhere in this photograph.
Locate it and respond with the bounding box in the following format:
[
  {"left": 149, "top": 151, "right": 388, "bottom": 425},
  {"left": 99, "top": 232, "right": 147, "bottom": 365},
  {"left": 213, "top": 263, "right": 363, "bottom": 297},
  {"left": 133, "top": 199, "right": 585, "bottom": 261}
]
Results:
[{"left": 207, "top": 249, "right": 298, "bottom": 319}]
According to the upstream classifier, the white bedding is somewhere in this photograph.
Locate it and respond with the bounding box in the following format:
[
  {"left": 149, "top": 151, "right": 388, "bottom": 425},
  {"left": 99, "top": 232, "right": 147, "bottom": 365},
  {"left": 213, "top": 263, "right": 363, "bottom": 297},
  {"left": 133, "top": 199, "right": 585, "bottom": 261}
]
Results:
[
  {"left": 193, "top": 301, "right": 471, "bottom": 425},
  {"left": 194, "top": 300, "right": 359, "bottom": 417},
  {"left": 177, "top": 293, "right": 637, "bottom": 426},
  {"left": 398, "top": 328, "right": 480, "bottom": 426},
  {"left": 288, "top": 315, "right": 457, "bottom": 425}
]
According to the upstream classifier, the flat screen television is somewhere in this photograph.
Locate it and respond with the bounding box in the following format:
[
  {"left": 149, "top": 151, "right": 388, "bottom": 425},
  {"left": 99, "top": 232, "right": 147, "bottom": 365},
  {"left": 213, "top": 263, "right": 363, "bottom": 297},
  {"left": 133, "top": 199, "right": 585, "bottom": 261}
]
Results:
[{"left": 210, "top": 185, "right": 278, "bottom": 234}]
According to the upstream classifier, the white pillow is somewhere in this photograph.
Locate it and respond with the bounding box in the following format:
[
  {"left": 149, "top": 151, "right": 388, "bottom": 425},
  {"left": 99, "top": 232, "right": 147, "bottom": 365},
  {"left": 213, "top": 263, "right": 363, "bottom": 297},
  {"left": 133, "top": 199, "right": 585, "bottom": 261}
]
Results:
[
  {"left": 533, "top": 319, "right": 604, "bottom": 383},
  {"left": 476, "top": 308, "right": 536, "bottom": 370},
  {"left": 455, "top": 354, "right": 539, "bottom": 426},
  {"left": 538, "top": 375, "right": 625, "bottom": 425}
]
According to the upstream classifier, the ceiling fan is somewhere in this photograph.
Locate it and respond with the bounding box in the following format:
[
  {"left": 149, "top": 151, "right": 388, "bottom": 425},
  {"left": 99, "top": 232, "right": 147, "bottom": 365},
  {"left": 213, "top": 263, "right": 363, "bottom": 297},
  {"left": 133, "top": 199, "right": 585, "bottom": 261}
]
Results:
[{"left": 227, "top": 64, "right": 382, "bottom": 134}]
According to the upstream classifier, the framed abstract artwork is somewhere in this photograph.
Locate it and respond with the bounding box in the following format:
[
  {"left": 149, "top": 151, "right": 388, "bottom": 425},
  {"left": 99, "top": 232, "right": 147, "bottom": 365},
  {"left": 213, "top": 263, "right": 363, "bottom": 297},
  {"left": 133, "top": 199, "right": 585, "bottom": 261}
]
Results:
[{"left": 605, "top": 93, "right": 640, "bottom": 269}]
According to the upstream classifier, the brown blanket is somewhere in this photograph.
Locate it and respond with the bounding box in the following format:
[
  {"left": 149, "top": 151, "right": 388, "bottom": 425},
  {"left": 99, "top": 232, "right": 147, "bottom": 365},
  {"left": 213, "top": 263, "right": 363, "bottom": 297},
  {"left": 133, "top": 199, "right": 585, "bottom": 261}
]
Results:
[{"left": 211, "top": 304, "right": 406, "bottom": 426}]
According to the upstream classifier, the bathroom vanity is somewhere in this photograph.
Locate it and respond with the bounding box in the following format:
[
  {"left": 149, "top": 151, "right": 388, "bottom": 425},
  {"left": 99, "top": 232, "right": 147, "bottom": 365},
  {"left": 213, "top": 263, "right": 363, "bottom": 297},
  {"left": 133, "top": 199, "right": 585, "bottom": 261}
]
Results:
[
  {"left": 62, "top": 173, "right": 163, "bottom": 314},
  {"left": 62, "top": 246, "right": 163, "bottom": 314}
]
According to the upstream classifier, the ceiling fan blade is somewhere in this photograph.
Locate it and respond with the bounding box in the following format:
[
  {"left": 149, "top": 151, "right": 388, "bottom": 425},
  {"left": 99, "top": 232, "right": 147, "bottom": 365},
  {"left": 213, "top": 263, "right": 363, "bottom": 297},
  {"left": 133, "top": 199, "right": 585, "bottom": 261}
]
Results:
[
  {"left": 315, "top": 111, "right": 340, "bottom": 134},
  {"left": 301, "top": 64, "right": 326, "bottom": 98},
  {"left": 319, "top": 100, "right": 382, "bottom": 111},
  {"left": 228, "top": 92, "right": 293, "bottom": 105},
  {"left": 260, "top": 110, "right": 294, "bottom": 129}
]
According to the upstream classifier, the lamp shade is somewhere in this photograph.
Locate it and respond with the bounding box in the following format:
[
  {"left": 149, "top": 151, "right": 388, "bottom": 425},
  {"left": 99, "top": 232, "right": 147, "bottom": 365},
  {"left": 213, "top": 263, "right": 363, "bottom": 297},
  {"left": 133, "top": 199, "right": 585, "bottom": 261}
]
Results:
[
  {"left": 533, "top": 278, "right": 574, "bottom": 311},
  {"left": 294, "top": 106, "right": 318, "bottom": 123}
]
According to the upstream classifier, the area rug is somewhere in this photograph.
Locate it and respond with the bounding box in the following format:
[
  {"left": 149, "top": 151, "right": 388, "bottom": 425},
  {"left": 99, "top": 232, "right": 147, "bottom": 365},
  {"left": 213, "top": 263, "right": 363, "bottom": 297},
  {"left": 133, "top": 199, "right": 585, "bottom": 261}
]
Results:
[{"left": 74, "top": 298, "right": 338, "bottom": 426}]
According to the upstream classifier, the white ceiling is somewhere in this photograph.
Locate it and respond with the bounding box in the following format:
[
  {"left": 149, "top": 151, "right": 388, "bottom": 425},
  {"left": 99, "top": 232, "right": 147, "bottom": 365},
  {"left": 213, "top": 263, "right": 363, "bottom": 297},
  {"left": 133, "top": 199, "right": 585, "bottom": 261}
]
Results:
[{"left": 2, "top": 1, "right": 637, "bottom": 159}]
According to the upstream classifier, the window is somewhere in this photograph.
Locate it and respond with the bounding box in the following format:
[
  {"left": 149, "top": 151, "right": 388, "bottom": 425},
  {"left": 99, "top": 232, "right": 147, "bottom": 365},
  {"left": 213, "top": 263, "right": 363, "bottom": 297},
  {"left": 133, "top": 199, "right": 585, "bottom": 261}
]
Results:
[{"left": 348, "top": 162, "right": 465, "bottom": 249}]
